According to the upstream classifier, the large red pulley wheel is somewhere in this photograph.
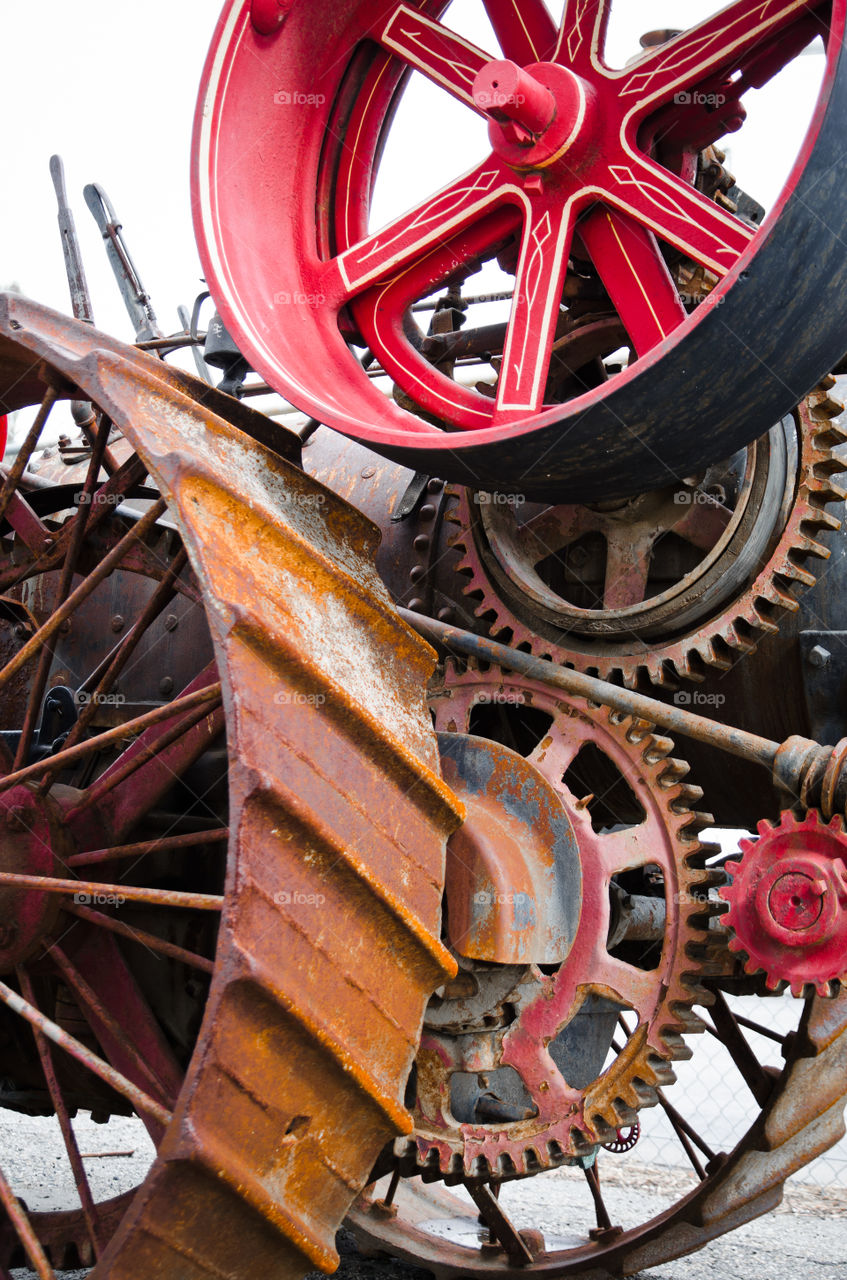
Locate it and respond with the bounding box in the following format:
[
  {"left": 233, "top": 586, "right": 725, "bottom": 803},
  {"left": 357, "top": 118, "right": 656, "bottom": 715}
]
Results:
[{"left": 193, "top": 0, "right": 847, "bottom": 501}]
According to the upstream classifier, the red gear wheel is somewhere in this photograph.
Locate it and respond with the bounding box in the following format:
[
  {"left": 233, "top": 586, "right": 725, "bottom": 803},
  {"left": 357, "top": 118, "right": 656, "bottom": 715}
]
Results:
[{"left": 719, "top": 809, "right": 847, "bottom": 997}]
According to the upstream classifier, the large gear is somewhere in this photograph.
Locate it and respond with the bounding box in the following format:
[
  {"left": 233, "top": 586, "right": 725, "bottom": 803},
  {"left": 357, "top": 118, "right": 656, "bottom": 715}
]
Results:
[
  {"left": 393, "top": 660, "right": 717, "bottom": 1181},
  {"left": 445, "top": 386, "right": 847, "bottom": 687},
  {"left": 720, "top": 809, "right": 847, "bottom": 997}
]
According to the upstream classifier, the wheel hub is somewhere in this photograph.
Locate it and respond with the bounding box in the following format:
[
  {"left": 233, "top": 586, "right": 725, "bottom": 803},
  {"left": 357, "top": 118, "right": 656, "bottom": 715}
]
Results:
[{"left": 474, "top": 60, "right": 592, "bottom": 170}]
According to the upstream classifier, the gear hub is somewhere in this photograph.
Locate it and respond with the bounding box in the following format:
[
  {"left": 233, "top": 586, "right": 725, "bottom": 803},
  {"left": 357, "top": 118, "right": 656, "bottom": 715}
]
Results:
[{"left": 720, "top": 809, "right": 847, "bottom": 996}]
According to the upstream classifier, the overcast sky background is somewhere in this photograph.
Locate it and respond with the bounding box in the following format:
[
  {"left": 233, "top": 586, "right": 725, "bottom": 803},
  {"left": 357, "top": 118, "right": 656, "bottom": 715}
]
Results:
[{"left": 0, "top": 1, "right": 826, "bottom": 355}]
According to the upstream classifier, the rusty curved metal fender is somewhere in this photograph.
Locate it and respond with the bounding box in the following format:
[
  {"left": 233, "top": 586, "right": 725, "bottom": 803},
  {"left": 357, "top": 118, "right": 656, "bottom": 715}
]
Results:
[{"left": 0, "top": 298, "right": 464, "bottom": 1279}]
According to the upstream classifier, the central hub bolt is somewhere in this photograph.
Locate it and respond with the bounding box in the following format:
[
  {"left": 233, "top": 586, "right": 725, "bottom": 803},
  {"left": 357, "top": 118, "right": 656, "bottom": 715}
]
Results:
[{"left": 472, "top": 60, "right": 556, "bottom": 135}]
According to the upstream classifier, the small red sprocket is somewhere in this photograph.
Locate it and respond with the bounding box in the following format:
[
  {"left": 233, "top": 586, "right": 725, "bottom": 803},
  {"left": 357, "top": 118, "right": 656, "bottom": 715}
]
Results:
[{"left": 720, "top": 810, "right": 847, "bottom": 996}]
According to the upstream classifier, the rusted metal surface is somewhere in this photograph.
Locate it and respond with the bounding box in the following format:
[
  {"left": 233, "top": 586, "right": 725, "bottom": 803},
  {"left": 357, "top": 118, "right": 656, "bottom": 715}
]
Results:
[
  {"left": 440, "top": 387, "right": 847, "bottom": 687},
  {"left": 393, "top": 660, "right": 714, "bottom": 1182},
  {"left": 0, "top": 302, "right": 463, "bottom": 1278}
]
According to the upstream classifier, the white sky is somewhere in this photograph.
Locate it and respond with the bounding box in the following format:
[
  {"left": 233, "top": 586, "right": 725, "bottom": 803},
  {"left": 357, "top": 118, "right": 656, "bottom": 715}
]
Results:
[{"left": 0, "top": 3, "right": 826, "bottom": 351}]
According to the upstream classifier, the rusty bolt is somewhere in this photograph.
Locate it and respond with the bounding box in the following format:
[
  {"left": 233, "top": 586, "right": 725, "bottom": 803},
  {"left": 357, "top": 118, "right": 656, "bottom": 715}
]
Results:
[
  {"left": 165, "top": 613, "right": 179, "bottom": 632},
  {"left": 360, "top": 466, "right": 376, "bottom": 479},
  {"left": 111, "top": 615, "right": 125, "bottom": 633},
  {"left": 807, "top": 645, "right": 831, "bottom": 669},
  {"left": 159, "top": 676, "right": 174, "bottom": 696}
]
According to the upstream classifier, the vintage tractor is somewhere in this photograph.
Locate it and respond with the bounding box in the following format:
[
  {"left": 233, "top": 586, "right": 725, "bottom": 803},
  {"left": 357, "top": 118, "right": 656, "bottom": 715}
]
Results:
[{"left": 0, "top": 1, "right": 847, "bottom": 1277}]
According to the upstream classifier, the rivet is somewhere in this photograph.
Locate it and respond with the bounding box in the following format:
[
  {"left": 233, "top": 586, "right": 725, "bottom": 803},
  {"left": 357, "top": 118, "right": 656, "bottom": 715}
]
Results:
[
  {"left": 419, "top": 504, "right": 436, "bottom": 521},
  {"left": 111, "top": 615, "right": 125, "bottom": 633},
  {"left": 408, "top": 598, "right": 424, "bottom": 612},
  {"left": 409, "top": 565, "right": 425, "bottom": 582},
  {"left": 360, "top": 466, "right": 376, "bottom": 479},
  {"left": 426, "top": 478, "right": 444, "bottom": 493},
  {"left": 165, "top": 614, "right": 179, "bottom": 632},
  {"left": 159, "top": 676, "right": 174, "bottom": 696},
  {"left": 413, "top": 534, "right": 430, "bottom": 551}
]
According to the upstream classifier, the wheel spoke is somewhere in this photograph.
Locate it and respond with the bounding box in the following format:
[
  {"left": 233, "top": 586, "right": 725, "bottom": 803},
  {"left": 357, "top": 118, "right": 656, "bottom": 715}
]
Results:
[
  {"left": 67, "top": 900, "right": 216, "bottom": 975},
  {"left": 483, "top": 0, "right": 558, "bottom": 64},
  {"left": 0, "top": 388, "right": 57, "bottom": 526},
  {"left": 0, "top": 1160, "right": 56, "bottom": 1280},
  {"left": 0, "top": 873, "right": 223, "bottom": 911},
  {"left": 327, "top": 161, "right": 509, "bottom": 300},
  {"left": 0, "top": 681, "right": 222, "bottom": 796},
  {"left": 0, "top": 497, "right": 166, "bottom": 694},
  {"left": 603, "top": 526, "right": 653, "bottom": 610},
  {"left": 377, "top": 5, "right": 492, "bottom": 113},
  {"left": 495, "top": 199, "right": 574, "bottom": 417},
  {"left": 16, "top": 967, "right": 104, "bottom": 1257},
  {"left": 618, "top": 0, "right": 821, "bottom": 111},
  {"left": 0, "top": 977, "right": 171, "bottom": 1128},
  {"left": 707, "top": 989, "right": 778, "bottom": 1106},
  {"left": 579, "top": 206, "right": 687, "bottom": 356},
  {"left": 555, "top": 0, "right": 610, "bottom": 72},
  {"left": 671, "top": 491, "right": 732, "bottom": 551},
  {"left": 67, "top": 827, "right": 228, "bottom": 869},
  {"left": 602, "top": 155, "right": 753, "bottom": 277}
]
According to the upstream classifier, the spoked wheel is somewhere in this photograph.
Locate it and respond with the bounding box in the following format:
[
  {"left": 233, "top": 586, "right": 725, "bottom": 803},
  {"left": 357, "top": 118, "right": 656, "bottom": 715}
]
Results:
[
  {"left": 347, "top": 663, "right": 847, "bottom": 1276},
  {"left": 0, "top": 296, "right": 462, "bottom": 1278},
  {"left": 194, "top": 0, "right": 847, "bottom": 500}
]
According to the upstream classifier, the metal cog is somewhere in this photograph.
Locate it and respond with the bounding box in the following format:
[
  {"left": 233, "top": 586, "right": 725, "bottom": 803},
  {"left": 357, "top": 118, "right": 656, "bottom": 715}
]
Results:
[
  {"left": 720, "top": 809, "right": 847, "bottom": 997},
  {"left": 445, "top": 384, "right": 847, "bottom": 687},
  {"left": 393, "top": 660, "right": 720, "bottom": 1181}
]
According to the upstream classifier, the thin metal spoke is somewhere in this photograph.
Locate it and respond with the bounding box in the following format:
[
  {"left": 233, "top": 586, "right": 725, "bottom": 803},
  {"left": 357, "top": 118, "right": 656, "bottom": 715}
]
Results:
[
  {"left": 0, "top": 388, "right": 58, "bottom": 527},
  {"left": 48, "top": 944, "right": 176, "bottom": 1108},
  {"left": 0, "top": 1160, "right": 56, "bottom": 1280},
  {"left": 67, "top": 688, "right": 223, "bottom": 816},
  {"left": 655, "top": 1088, "right": 712, "bottom": 1179},
  {"left": 0, "top": 452, "right": 148, "bottom": 596},
  {"left": 464, "top": 1181, "right": 533, "bottom": 1264},
  {"left": 583, "top": 1161, "right": 616, "bottom": 1234},
  {"left": 68, "top": 826, "right": 228, "bottom": 868},
  {"left": 0, "top": 682, "right": 222, "bottom": 795},
  {"left": 0, "top": 497, "right": 167, "bottom": 694},
  {"left": 0, "top": 977, "right": 171, "bottom": 1128},
  {"left": 708, "top": 990, "right": 777, "bottom": 1106},
  {"left": 67, "top": 901, "right": 216, "bottom": 975},
  {"left": 0, "top": 872, "right": 223, "bottom": 911},
  {"left": 13, "top": 412, "right": 115, "bottom": 771},
  {"left": 16, "top": 966, "right": 103, "bottom": 1257},
  {"left": 52, "top": 545, "right": 190, "bottom": 773}
]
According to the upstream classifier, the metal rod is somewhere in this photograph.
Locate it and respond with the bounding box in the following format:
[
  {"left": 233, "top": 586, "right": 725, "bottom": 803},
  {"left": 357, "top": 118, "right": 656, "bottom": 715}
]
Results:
[
  {"left": 0, "top": 498, "right": 166, "bottom": 693},
  {"left": 69, "top": 691, "right": 223, "bottom": 814},
  {"left": 67, "top": 901, "right": 216, "bottom": 974},
  {"left": 0, "top": 388, "right": 58, "bottom": 524},
  {"left": 48, "top": 944, "right": 174, "bottom": 1106},
  {"left": 399, "top": 609, "right": 778, "bottom": 769},
  {"left": 68, "top": 826, "right": 228, "bottom": 867},
  {"left": 583, "top": 1162, "right": 613, "bottom": 1232},
  {"left": 707, "top": 991, "right": 777, "bottom": 1107},
  {"left": 655, "top": 1090, "right": 710, "bottom": 1178},
  {"left": 0, "top": 1159, "right": 56, "bottom": 1280},
  {"left": 0, "top": 873, "right": 223, "bottom": 911},
  {"left": 463, "top": 1182, "right": 533, "bottom": 1265},
  {"left": 0, "top": 681, "right": 221, "bottom": 795},
  {"left": 16, "top": 966, "right": 103, "bottom": 1257},
  {"left": 0, "top": 978, "right": 171, "bottom": 1128}
]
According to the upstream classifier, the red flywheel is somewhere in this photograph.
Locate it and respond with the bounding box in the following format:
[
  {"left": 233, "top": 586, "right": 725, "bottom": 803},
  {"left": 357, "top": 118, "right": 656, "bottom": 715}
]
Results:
[{"left": 193, "top": 0, "right": 847, "bottom": 501}]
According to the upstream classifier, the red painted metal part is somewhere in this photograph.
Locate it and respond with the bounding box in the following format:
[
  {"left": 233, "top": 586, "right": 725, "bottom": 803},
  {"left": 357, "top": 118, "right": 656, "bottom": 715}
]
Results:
[
  {"left": 193, "top": 0, "right": 847, "bottom": 500},
  {"left": 721, "top": 809, "right": 847, "bottom": 996}
]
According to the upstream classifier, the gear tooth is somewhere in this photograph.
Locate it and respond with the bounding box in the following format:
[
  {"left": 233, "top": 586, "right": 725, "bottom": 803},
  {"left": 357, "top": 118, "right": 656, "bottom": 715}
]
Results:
[
  {"left": 724, "top": 859, "right": 740, "bottom": 876},
  {"left": 643, "top": 734, "right": 674, "bottom": 763},
  {"left": 789, "top": 980, "right": 806, "bottom": 998},
  {"left": 816, "top": 980, "right": 833, "bottom": 998},
  {"left": 757, "top": 818, "right": 772, "bottom": 837}
]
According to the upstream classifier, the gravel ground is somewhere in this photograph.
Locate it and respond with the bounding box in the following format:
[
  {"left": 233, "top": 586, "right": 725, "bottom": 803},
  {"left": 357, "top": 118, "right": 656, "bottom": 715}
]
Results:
[{"left": 3, "top": 1130, "right": 845, "bottom": 1280}]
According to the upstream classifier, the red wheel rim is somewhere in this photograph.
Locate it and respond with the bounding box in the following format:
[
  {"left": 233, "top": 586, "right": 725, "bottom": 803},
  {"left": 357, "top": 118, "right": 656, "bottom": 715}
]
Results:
[{"left": 193, "top": 0, "right": 847, "bottom": 500}]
